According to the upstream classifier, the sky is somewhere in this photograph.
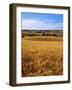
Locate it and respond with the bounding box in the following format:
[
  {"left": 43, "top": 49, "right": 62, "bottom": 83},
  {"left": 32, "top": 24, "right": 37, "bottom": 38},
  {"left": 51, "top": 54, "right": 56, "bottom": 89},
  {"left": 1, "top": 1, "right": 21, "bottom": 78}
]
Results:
[{"left": 21, "top": 12, "right": 63, "bottom": 30}]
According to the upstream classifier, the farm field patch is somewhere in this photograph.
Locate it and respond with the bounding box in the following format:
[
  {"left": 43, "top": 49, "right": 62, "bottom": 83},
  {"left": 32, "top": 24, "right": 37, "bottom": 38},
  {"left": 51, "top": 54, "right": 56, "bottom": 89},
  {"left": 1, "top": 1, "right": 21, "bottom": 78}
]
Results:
[{"left": 22, "top": 36, "right": 63, "bottom": 77}]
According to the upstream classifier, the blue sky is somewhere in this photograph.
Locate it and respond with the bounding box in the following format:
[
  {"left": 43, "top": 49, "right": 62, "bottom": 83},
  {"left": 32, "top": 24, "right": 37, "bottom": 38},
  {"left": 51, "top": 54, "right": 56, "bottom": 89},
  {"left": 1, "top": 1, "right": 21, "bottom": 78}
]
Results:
[{"left": 21, "top": 12, "right": 63, "bottom": 30}]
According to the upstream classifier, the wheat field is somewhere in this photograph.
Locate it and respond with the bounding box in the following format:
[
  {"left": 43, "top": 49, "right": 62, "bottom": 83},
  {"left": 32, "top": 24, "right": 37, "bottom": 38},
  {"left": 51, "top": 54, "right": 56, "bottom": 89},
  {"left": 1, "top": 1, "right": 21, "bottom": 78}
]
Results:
[{"left": 21, "top": 36, "right": 63, "bottom": 77}]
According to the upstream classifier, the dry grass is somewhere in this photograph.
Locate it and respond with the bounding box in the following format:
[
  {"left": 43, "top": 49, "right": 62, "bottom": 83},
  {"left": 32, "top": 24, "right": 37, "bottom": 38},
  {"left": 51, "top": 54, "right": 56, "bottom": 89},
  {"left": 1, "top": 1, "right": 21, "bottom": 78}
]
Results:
[{"left": 21, "top": 36, "right": 63, "bottom": 77}]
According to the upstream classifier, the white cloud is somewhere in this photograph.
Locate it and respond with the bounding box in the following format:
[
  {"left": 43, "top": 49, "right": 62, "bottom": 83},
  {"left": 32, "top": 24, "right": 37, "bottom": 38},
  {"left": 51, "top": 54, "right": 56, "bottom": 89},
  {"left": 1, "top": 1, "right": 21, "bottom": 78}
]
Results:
[{"left": 21, "top": 19, "right": 63, "bottom": 30}]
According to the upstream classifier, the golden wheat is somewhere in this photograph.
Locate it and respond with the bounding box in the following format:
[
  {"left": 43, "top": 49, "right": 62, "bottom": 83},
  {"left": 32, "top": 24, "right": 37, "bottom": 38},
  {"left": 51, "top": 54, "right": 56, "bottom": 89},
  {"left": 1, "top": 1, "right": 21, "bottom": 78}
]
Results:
[{"left": 21, "top": 36, "right": 63, "bottom": 77}]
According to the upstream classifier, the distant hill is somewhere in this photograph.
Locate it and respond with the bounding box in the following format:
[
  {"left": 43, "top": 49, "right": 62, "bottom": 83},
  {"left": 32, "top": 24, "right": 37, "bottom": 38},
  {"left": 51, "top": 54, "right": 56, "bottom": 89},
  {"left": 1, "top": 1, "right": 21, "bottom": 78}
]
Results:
[
  {"left": 21, "top": 29, "right": 63, "bottom": 38},
  {"left": 22, "top": 29, "right": 63, "bottom": 32}
]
